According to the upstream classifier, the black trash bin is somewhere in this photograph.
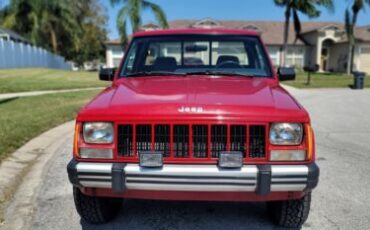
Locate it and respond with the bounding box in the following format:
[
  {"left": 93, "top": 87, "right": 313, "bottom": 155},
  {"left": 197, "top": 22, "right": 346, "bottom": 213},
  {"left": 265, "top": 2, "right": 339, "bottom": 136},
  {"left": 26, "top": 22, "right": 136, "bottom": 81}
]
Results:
[{"left": 353, "top": 72, "right": 366, "bottom": 89}]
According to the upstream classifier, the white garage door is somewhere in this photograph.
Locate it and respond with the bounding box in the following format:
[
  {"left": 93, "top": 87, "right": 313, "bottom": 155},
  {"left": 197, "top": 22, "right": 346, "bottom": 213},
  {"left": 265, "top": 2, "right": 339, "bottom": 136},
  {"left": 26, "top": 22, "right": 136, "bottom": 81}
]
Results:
[{"left": 360, "top": 47, "right": 370, "bottom": 74}]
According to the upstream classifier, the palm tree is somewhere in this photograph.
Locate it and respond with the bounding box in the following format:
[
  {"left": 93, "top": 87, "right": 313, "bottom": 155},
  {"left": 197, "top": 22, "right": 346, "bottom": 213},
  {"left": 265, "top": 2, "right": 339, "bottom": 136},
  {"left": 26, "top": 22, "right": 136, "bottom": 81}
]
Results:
[
  {"left": 345, "top": 0, "right": 370, "bottom": 74},
  {"left": 110, "top": 0, "right": 168, "bottom": 47},
  {"left": 274, "top": 0, "right": 334, "bottom": 67}
]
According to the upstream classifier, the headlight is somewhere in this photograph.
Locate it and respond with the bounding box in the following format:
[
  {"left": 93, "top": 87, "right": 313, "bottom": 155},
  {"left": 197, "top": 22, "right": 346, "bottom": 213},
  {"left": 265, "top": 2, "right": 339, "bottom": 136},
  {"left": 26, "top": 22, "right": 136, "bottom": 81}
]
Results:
[
  {"left": 270, "top": 123, "right": 303, "bottom": 145},
  {"left": 83, "top": 122, "right": 114, "bottom": 144}
]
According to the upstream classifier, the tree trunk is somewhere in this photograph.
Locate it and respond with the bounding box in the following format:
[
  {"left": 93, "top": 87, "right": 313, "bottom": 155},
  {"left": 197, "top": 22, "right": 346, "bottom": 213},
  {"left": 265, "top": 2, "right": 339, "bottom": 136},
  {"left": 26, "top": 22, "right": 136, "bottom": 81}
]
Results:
[
  {"left": 280, "top": 6, "right": 291, "bottom": 67},
  {"left": 50, "top": 28, "right": 58, "bottom": 54},
  {"left": 351, "top": 11, "right": 359, "bottom": 73},
  {"left": 347, "top": 11, "right": 359, "bottom": 74},
  {"left": 347, "top": 42, "right": 353, "bottom": 74}
]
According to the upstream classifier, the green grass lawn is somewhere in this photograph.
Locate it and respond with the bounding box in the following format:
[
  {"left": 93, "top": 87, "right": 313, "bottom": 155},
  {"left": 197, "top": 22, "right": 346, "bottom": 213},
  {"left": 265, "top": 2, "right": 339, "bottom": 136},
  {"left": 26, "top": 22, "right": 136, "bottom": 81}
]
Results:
[
  {"left": 0, "top": 68, "right": 108, "bottom": 93},
  {"left": 283, "top": 72, "right": 369, "bottom": 88},
  {"left": 0, "top": 90, "right": 101, "bottom": 160}
]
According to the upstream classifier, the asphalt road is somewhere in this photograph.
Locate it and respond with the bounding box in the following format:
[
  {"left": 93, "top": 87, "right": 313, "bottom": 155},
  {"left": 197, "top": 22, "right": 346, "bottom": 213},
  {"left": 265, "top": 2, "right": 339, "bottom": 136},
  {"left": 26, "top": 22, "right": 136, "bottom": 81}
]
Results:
[{"left": 6, "top": 87, "right": 370, "bottom": 230}]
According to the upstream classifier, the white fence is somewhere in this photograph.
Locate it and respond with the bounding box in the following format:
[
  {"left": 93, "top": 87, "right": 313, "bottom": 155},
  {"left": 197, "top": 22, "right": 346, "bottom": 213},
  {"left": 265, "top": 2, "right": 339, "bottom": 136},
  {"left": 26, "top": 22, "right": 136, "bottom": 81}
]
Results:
[{"left": 0, "top": 39, "right": 71, "bottom": 70}]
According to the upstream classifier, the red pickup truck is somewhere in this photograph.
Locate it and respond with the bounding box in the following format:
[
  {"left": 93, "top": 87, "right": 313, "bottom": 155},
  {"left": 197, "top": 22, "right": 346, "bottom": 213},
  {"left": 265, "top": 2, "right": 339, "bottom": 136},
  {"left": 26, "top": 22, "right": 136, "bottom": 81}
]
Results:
[{"left": 67, "top": 29, "right": 319, "bottom": 228}]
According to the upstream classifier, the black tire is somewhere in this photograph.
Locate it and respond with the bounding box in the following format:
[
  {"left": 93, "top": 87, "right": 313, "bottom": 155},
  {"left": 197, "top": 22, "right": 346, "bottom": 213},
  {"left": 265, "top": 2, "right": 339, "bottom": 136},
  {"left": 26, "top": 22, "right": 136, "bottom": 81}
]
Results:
[
  {"left": 73, "top": 187, "right": 123, "bottom": 224},
  {"left": 267, "top": 192, "right": 311, "bottom": 228}
]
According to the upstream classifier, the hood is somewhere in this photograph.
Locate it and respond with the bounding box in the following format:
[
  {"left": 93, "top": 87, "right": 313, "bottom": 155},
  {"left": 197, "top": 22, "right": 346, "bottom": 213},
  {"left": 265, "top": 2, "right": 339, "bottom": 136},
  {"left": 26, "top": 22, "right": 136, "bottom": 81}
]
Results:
[{"left": 78, "top": 76, "right": 309, "bottom": 122}]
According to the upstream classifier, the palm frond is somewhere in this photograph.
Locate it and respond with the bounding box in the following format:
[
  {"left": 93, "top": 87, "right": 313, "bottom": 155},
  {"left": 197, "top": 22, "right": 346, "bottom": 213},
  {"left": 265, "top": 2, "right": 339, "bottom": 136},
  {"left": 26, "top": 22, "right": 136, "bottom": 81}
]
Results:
[
  {"left": 352, "top": 0, "right": 363, "bottom": 13},
  {"left": 315, "top": 0, "right": 334, "bottom": 12},
  {"left": 116, "top": 5, "right": 130, "bottom": 45},
  {"left": 128, "top": 0, "right": 141, "bottom": 32},
  {"left": 274, "top": 0, "right": 289, "bottom": 6},
  {"left": 143, "top": 1, "right": 168, "bottom": 28},
  {"left": 110, "top": 0, "right": 128, "bottom": 6},
  {"left": 296, "top": 1, "right": 320, "bottom": 18},
  {"left": 119, "top": 21, "right": 128, "bottom": 47}
]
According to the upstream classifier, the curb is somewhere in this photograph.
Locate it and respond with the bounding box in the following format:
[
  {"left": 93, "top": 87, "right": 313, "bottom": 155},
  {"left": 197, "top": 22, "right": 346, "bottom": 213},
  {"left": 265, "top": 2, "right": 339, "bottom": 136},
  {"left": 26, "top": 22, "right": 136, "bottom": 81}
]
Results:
[
  {"left": 0, "top": 121, "right": 74, "bottom": 229},
  {"left": 280, "top": 84, "right": 298, "bottom": 92}
]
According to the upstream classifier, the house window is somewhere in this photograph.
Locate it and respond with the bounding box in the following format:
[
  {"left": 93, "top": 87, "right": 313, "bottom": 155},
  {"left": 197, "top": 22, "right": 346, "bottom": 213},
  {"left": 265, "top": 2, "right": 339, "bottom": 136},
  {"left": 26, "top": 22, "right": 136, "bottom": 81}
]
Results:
[
  {"left": 267, "top": 47, "right": 280, "bottom": 66},
  {"left": 141, "top": 24, "right": 159, "bottom": 31},
  {"left": 112, "top": 46, "right": 123, "bottom": 56},
  {"left": 113, "top": 58, "right": 121, "bottom": 67},
  {"left": 192, "top": 19, "right": 222, "bottom": 28},
  {"left": 243, "top": 25, "right": 262, "bottom": 34},
  {"left": 286, "top": 47, "right": 305, "bottom": 68}
]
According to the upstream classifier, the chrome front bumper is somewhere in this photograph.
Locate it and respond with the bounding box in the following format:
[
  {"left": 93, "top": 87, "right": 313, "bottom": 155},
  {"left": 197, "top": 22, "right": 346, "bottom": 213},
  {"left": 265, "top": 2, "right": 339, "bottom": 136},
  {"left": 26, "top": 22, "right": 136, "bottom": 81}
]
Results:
[{"left": 67, "top": 160, "right": 319, "bottom": 194}]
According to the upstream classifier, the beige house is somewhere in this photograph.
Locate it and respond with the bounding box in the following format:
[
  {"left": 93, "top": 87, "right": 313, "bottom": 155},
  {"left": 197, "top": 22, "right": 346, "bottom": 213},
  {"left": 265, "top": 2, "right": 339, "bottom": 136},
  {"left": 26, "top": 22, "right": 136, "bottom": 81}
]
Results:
[
  {"left": 105, "top": 18, "right": 370, "bottom": 74},
  {"left": 105, "top": 39, "right": 124, "bottom": 68}
]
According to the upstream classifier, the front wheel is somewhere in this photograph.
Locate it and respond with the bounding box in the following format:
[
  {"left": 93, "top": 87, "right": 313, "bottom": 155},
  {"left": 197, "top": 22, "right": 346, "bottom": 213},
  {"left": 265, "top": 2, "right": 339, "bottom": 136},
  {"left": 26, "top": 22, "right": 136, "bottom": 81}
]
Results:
[
  {"left": 73, "top": 187, "right": 123, "bottom": 224},
  {"left": 267, "top": 192, "right": 311, "bottom": 228}
]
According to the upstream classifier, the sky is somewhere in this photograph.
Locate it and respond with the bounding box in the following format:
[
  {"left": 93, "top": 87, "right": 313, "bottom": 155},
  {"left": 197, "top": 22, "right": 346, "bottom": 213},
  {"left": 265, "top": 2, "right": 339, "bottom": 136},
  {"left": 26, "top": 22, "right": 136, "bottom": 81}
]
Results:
[
  {"left": 0, "top": 0, "right": 369, "bottom": 39},
  {"left": 101, "top": 0, "right": 370, "bottom": 39}
]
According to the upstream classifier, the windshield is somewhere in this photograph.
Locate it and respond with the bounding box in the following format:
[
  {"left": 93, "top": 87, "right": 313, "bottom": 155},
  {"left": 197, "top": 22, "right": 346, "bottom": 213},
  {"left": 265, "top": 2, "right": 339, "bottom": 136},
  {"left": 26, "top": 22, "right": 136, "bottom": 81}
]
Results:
[{"left": 120, "top": 35, "right": 272, "bottom": 78}]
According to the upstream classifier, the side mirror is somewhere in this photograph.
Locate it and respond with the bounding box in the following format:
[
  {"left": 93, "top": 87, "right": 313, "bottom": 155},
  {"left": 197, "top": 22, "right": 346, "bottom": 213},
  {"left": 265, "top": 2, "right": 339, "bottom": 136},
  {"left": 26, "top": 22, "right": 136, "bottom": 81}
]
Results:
[
  {"left": 99, "top": 68, "right": 116, "bottom": 81},
  {"left": 278, "top": 67, "right": 295, "bottom": 81}
]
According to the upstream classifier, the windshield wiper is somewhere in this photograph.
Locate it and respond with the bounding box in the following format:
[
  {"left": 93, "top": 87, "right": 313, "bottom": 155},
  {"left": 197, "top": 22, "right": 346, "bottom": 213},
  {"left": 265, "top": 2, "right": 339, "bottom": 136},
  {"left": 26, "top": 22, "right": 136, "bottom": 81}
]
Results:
[
  {"left": 185, "top": 70, "right": 255, "bottom": 78},
  {"left": 125, "top": 71, "right": 186, "bottom": 77}
]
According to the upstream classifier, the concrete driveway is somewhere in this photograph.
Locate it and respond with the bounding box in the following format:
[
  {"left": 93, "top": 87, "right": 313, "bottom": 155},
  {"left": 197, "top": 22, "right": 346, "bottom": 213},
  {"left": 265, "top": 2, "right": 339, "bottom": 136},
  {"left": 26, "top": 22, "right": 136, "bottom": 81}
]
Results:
[{"left": 2, "top": 87, "right": 370, "bottom": 230}]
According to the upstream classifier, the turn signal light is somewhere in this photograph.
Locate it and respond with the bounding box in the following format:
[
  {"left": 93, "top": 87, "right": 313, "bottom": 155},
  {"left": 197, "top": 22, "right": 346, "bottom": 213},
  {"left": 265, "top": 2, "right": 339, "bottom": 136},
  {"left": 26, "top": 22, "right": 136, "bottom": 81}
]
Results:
[
  {"left": 270, "top": 150, "right": 306, "bottom": 161},
  {"left": 73, "top": 123, "right": 81, "bottom": 158},
  {"left": 306, "top": 124, "right": 314, "bottom": 161},
  {"left": 80, "top": 148, "right": 113, "bottom": 159}
]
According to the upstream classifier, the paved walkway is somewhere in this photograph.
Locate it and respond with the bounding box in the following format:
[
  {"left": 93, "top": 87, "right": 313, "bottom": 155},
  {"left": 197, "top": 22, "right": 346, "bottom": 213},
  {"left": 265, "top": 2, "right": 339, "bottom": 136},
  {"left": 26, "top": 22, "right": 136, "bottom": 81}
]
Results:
[
  {"left": 0, "top": 121, "right": 75, "bottom": 229},
  {"left": 0, "top": 87, "right": 104, "bottom": 101}
]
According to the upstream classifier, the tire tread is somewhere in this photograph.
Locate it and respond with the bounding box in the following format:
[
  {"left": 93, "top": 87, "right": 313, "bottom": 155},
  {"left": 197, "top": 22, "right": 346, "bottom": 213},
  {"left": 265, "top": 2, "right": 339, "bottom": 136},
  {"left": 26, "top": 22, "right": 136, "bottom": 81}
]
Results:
[
  {"left": 268, "top": 192, "right": 311, "bottom": 228},
  {"left": 73, "top": 187, "right": 122, "bottom": 224}
]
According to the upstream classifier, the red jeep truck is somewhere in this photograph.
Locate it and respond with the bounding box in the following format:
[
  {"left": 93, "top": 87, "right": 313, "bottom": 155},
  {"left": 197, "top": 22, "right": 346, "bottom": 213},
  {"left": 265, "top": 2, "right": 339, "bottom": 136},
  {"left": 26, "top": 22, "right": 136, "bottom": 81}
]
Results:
[{"left": 67, "top": 29, "right": 319, "bottom": 228}]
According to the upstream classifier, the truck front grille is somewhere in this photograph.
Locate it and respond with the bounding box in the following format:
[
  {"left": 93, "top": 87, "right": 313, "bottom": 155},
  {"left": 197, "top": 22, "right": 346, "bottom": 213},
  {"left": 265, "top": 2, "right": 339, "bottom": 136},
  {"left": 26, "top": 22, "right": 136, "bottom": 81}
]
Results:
[{"left": 117, "top": 123, "right": 267, "bottom": 160}]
